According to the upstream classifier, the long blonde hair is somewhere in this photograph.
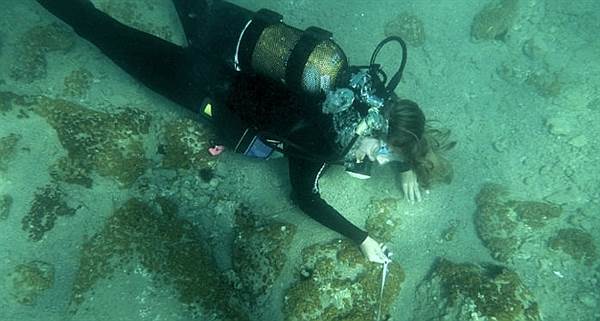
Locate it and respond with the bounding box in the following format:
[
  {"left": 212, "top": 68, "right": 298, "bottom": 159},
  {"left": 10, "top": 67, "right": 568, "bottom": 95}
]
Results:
[{"left": 386, "top": 98, "right": 455, "bottom": 188}]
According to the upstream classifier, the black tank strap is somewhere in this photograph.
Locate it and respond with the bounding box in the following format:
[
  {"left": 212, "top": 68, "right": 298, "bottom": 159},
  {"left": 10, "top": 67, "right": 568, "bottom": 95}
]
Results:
[{"left": 285, "top": 26, "right": 332, "bottom": 91}]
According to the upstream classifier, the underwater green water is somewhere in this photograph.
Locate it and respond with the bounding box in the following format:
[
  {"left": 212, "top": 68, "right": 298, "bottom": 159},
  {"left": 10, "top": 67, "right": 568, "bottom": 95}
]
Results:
[{"left": 1, "top": 1, "right": 599, "bottom": 320}]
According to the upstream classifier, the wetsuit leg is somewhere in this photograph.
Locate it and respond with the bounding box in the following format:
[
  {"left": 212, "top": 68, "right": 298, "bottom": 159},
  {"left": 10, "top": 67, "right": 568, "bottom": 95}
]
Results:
[
  {"left": 171, "top": 0, "right": 210, "bottom": 47},
  {"left": 36, "top": 0, "right": 202, "bottom": 110}
]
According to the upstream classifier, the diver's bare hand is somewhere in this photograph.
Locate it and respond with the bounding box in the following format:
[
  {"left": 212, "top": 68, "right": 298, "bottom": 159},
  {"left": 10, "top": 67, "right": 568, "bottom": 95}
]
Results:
[
  {"left": 360, "top": 236, "right": 390, "bottom": 264},
  {"left": 401, "top": 170, "right": 422, "bottom": 203}
]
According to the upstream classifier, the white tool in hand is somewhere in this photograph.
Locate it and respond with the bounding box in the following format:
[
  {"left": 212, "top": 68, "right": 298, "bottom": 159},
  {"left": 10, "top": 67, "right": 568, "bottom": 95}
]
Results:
[{"left": 376, "top": 248, "right": 392, "bottom": 321}]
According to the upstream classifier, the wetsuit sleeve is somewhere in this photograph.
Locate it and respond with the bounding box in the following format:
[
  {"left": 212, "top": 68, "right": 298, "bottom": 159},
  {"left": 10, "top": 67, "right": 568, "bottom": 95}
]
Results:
[{"left": 288, "top": 156, "right": 368, "bottom": 245}]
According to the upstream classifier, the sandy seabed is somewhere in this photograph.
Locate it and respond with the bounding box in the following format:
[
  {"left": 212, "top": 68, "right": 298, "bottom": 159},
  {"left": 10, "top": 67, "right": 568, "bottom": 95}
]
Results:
[{"left": 1, "top": 0, "right": 599, "bottom": 321}]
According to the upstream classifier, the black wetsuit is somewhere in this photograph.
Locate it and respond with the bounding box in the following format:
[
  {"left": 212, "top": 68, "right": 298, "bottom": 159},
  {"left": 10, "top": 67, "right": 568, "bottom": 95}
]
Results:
[{"left": 36, "top": 0, "right": 369, "bottom": 244}]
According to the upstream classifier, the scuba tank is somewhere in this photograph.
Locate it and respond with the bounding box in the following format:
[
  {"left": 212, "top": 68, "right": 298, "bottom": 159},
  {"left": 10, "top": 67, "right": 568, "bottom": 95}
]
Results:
[{"left": 187, "top": 0, "right": 348, "bottom": 95}]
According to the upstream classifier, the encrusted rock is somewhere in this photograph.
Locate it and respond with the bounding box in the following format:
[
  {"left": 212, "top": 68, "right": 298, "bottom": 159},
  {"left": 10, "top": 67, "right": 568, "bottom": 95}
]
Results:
[
  {"left": 365, "top": 197, "right": 401, "bottom": 242},
  {"left": 526, "top": 69, "right": 562, "bottom": 97},
  {"left": 70, "top": 197, "right": 246, "bottom": 320},
  {"left": 10, "top": 23, "right": 75, "bottom": 83},
  {"left": 0, "top": 133, "right": 21, "bottom": 171},
  {"left": 522, "top": 37, "right": 548, "bottom": 60},
  {"left": 549, "top": 228, "right": 597, "bottom": 266},
  {"left": 232, "top": 204, "right": 296, "bottom": 307},
  {"left": 497, "top": 62, "right": 562, "bottom": 98},
  {"left": 413, "top": 258, "right": 541, "bottom": 321},
  {"left": 6, "top": 260, "right": 55, "bottom": 305},
  {"left": 0, "top": 91, "right": 29, "bottom": 114},
  {"left": 471, "top": 0, "right": 519, "bottom": 41},
  {"left": 2, "top": 93, "right": 152, "bottom": 186},
  {"left": 22, "top": 184, "right": 76, "bottom": 241},
  {"left": 283, "top": 239, "right": 404, "bottom": 321},
  {"left": 63, "top": 68, "right": 94, "bottom": 97},
  {"left": 0, "top": 194, "right": 13, "bottom": 221},
  {"left": 384, "top": 13, "right": 426, "bottom": 47},
  {"left": 33, "top": 96, "right": 151, "bottom": 186},
  {"left": 474, "top": 183, "right": 561, "bottom": 262},
  {"left": 159, "top": 118, "right": 217, "bottom": 171}
]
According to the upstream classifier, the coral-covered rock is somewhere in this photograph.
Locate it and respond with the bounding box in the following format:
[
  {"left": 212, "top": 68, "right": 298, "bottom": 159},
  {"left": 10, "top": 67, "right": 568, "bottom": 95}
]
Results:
[
  {"left": 0, "top": 133, "right": 20, "bottom": 171},
  {"left": 0, "top": 194, "right": 12, "bottom": 221},
  {"left": 159, "top": 118, "right": 217, "bottom": 171},
  {"left": 22, "top": 184, "right": 76, "bottom": 241},
  {"left": 10, "top": 23, "right": 75, "bottom": 83},
  {"left": 63, "top": 68, "right": 94, "bottom": 97},
  {"left": 71, "top": 197, "right": 246, "bottom": 320},
  {"left": 549, "top": 228, "right": 597, "bottom": 266},
  {"left": 365, "top": 197, "right": 401, "bottom": 242},
  {"left": 384, "top": 13, "right": 426, "bottom": 47},
  {"left": 33, "top": 96, "right": 151, "bottom": 186},
  {"left": 474, "top": 183, "right": 561, "bottom": 262},
  {"left": 284, "top": 239, "right": 404, "bottom": 321},
  {"left": 6, "top": 260, "right": 55, "bottom": 305},
  {"left": 231, "top": 204, "right": 296, "bottom": 307},
  {"left": 471, "top": 0, "right": 519, "bottom": 41},
  {"left": 414, "top": 258, "right": 541, "bottom": 321}
]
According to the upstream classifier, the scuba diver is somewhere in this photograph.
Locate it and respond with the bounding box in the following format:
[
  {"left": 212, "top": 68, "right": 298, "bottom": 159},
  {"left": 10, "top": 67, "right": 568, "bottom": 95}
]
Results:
[{"left": 35, "top": 0, "right": 453, "bottom": 264}]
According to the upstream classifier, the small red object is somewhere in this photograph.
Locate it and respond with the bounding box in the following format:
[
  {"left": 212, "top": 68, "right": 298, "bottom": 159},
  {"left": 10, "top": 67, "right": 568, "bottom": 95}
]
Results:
[{"left": 208, "top": 145, "right": 225, "bottom": 156}]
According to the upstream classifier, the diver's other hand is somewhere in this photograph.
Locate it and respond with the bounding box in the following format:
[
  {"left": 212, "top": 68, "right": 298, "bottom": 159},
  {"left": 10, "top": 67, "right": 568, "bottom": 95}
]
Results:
[
  {"left": 359, "top": 236, "right": 390, "bottom": 264},
  {"left": 401, "top": 170, "right": 422, "bottom": 203}
]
